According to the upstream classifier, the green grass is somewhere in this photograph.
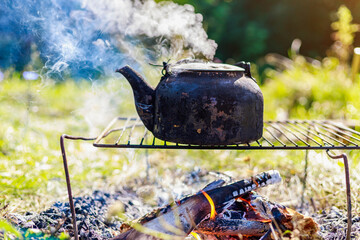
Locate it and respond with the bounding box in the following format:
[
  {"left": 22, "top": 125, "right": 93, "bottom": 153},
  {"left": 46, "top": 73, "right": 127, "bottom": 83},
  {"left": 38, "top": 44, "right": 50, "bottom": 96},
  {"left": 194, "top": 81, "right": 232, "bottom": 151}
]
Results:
[
  {"left": 263, "top": 55, "right": 360, "bottom": 120},
  {"left": 0, "top": 64, "right": 359, "bottom": 237},
  {"left": 0, "top": 74, "right": 133, "bottom": 212}
]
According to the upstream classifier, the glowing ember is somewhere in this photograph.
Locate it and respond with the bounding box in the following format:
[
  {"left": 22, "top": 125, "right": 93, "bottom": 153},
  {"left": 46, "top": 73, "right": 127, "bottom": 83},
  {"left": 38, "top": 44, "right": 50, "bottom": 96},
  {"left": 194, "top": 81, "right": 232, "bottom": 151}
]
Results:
[
  {"left": 252, "top": 176, "right": 260, "bottom": 187},
  {"left": 201, "top": 190, "right": 217, "bottom": 220},
  {"left": 237, "top": 196, "right": 272, "bottom": 223},
  {"left": 237, "top": 196, "right": 257, "bottom": 212}
]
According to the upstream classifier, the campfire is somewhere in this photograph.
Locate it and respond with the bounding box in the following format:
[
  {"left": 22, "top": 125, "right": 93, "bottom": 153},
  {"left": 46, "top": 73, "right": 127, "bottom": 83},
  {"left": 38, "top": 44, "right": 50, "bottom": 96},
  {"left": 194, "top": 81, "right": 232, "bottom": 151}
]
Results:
[
  {"left": 112, "top": 170, "right": 319, "bottom": 240},
  {"left": 8, "top": 165, "right": 354, "bottom": 239}
]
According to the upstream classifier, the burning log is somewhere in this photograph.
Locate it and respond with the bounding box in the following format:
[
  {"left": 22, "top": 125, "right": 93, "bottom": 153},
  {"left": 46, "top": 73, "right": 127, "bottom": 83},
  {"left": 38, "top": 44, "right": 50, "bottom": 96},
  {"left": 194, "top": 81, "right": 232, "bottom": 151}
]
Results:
[
  {"left": 112, "top": 170, "right": 281, "bottom": 240},
  {"left": 195, "top": 215, "right": 270, "bottom": 237}
]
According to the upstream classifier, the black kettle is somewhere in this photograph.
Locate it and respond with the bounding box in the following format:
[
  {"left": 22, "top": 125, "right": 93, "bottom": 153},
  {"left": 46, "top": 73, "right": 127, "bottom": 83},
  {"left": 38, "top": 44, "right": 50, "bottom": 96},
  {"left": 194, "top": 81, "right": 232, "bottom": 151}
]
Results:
[{"left": 116, "top": 60, "right": 263, "bottom": 145}]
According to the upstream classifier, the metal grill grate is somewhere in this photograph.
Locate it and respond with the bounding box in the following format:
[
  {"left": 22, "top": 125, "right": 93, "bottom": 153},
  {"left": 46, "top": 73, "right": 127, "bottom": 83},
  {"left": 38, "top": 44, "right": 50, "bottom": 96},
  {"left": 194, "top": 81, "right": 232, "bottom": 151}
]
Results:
[
  {"left": 61, "top": 117, "right": 357, "bottom": 240},
  {"left": 93, "top": 117, "right": 360, "bottom": 150}
]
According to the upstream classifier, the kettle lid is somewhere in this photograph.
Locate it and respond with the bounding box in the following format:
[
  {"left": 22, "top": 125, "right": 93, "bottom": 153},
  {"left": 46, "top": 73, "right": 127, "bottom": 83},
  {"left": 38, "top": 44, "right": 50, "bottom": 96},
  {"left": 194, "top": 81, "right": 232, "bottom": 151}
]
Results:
[{"left": 169, "top": 60, "right": 245, "bottom": 73}]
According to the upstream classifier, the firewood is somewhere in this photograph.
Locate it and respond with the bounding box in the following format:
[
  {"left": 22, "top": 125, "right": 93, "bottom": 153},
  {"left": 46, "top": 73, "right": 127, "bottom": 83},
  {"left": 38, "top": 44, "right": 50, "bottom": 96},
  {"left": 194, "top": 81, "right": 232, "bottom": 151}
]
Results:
[
  {"left": 195, "top": 217, "right": 269, "bottom": 236},
  {"left": 111, "top": 170, "right": 281, "bottom": 240}
]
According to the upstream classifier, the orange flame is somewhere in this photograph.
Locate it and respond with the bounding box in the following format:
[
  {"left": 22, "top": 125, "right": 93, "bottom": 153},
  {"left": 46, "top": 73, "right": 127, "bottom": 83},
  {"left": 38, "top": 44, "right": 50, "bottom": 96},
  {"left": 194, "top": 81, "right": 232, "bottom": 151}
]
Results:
[
  {"left": 190, "top": 231, "right": 202, "bottom": 240},
  {"left": 259, "top": 219, "right": 272, "bottom": 223},
  {"left": 201, "top": 190, "right": 217, "bottom": 220}
]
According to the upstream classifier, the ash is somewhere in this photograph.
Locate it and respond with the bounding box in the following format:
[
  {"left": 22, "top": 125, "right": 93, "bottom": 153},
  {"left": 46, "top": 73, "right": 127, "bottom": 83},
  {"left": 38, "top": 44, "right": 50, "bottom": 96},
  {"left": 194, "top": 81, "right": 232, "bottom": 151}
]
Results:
[
  {"left": 312, "top": 207, "right": 360, "bottom": 240},
  {"left": 10, "top": 189, "right": 146, "bottom": 239}
]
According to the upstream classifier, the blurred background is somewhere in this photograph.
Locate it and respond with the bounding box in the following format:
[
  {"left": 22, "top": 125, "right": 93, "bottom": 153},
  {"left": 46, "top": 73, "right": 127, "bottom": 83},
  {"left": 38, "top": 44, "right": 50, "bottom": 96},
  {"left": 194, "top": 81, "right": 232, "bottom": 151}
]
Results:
[
  {"left": 2, "top": 0, "right": 360, "bottom": 73},
  {"left": 170, "top": 0, "right": 360, "bottom": 61}
]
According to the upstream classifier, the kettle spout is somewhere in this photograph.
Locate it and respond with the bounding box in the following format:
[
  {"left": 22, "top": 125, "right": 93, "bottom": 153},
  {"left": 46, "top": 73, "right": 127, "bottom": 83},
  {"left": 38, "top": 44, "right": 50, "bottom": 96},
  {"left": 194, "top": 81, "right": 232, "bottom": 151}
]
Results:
[{"left": 116, "top": 66, "right": 155, "bottom": 131}]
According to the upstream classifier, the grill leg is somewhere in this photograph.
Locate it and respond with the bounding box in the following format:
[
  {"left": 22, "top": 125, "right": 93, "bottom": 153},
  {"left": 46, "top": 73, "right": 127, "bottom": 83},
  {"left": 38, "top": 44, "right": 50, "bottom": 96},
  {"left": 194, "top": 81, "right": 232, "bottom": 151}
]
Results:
[
  {"left": 300, "top": 149, "right": 309, "bottom": 208},
  {"left": 326, "top": 150, "right": 352, "bottom": 240},
  {"left": 60, "top": 135, "right": 79, "bottom": 240},
  {"left": 60, "top": 134, "right": 96, "bottom": 240}
]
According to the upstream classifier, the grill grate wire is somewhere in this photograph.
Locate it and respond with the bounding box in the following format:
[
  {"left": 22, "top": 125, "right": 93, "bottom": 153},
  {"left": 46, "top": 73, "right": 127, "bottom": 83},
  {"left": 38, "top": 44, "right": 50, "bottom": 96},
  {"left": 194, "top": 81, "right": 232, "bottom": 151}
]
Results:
[{"left": 93, "top": 117, "right": 360, "bottom": 150}]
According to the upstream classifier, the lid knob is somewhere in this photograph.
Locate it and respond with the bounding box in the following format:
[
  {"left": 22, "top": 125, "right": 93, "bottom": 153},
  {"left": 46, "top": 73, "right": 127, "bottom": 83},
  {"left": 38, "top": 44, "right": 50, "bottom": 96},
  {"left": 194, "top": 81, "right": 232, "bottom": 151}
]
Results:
[{"left": 235, "top": 61, "right": 256, "bottom": 83}]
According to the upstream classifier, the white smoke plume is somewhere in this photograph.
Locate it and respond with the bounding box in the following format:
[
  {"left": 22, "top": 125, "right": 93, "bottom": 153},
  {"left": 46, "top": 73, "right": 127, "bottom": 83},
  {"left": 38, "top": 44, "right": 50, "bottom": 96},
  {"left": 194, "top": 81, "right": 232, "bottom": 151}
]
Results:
[{"left": 1, "top": 0, "right": 217, "bottom": 79}]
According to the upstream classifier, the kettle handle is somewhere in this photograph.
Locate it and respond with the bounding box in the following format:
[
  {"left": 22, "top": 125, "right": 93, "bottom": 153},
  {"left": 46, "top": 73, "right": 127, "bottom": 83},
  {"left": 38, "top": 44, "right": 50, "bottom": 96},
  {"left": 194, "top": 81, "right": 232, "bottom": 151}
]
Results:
[{"left": 235, "top": 61, "right": 257, "bottom": 83}]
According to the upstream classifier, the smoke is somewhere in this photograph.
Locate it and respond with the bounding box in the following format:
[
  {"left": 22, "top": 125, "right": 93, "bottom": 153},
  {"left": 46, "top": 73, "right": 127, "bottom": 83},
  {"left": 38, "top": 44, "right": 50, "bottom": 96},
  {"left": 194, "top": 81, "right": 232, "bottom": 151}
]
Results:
[{"left": 0, "top": 0, "right": 217, "bottom": 80}]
